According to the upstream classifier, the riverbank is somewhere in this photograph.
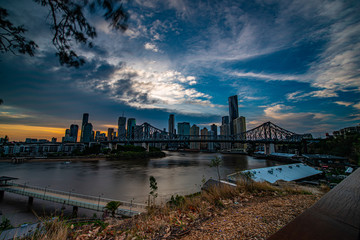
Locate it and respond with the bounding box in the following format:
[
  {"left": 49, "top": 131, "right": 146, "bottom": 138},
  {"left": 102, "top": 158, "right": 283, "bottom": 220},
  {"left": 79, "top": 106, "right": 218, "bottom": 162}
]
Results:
[
  {"left": 0, "top": 150, "right": 166, "bottom": 163},
  {"left": 29, "top": 181, "right": 326, "bottom": 240},
  {"left": 0, "top": 156, "right": 107, "bottom": 163}
]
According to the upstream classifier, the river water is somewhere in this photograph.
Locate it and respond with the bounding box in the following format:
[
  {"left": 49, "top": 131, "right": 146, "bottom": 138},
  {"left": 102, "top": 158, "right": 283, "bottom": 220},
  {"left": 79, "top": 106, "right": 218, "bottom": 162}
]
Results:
[{"left": 0, "top": 152, "right": 279, "bottom": 225}]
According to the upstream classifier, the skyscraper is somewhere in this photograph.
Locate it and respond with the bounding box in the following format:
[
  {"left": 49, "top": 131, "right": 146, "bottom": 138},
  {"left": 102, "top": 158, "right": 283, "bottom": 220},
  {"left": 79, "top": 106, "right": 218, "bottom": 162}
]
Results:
[
  {"left": 118, "top": 116, "right": 126, "bottom": 139},
  {"left": 211, "top": 124, "right": 218, "bottom": 136},
  {"left": 233, "top": 116, "right": 246, "bottom": 150},
  {"left": 80, "top": 113, "right": 89, "bottom": 142},
  {"left": 82, "top": 123, "right": 93, "bottom": 143},
  {"left": 222, "top": 116, "right": 229, "bottom": 125},
  {"left": 168, "top": 114, "right": 175, "bottom": 137},
  {"left": 228, "top": 95, "right": 239, "bottom": 135},
  {"left": 108, "top": 128, "right": 114, "bottom": 141},
  {"left": 177, "top": 122, "right": 190, "bottom": 135},
  {"left": 233, "top": 116, "right": 246, "bottom": 136},
  {"left": 127, "top": 118, "right": 136, "bottom": 139},
  {"left": 70, "top": 124, "right": 78, "bottom": 142},
  {"left": 200, "top": 127, "right": 208, "bottom": 150},
  {"left": 190, "top": 124, "right": 200, "bottom": 150}
]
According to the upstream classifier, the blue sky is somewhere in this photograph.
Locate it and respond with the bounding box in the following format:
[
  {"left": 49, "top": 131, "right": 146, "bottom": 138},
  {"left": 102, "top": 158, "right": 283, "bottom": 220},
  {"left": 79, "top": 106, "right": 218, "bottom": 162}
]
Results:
[{"left": 1, "top": 0, "right": 360, "bottom": 140}]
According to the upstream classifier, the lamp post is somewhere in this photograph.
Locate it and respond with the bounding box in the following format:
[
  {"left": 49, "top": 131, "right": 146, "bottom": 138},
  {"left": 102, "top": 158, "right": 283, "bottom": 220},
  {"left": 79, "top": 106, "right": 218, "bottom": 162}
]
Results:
[
  {"left": 130, "top": 198, "right": 134, "bottom": 215},
  {"left": 43, "top": 185, "right": 50, "bottom": 199},
  {"left": 97, "top": 193, "right": 103, "bottom": 211},
  {"left": 68, "top": 189, "right": 74, "bottom": 204},
  {"left": 23, "top": 181, "right": 29, "bottom": 194}
]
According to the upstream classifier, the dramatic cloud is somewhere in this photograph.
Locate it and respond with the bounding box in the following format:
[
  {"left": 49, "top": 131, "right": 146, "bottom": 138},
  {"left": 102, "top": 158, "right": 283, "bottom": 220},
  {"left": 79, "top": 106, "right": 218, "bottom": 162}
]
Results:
[{"left": 1, "top": 0, "right": 360, "bottom": 140}]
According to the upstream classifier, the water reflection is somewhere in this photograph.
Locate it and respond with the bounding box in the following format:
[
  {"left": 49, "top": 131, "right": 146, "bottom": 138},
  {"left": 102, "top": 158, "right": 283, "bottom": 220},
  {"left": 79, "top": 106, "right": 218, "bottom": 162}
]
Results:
[{"left": 0, "top": 152, "right": 280, "bottom": 202}]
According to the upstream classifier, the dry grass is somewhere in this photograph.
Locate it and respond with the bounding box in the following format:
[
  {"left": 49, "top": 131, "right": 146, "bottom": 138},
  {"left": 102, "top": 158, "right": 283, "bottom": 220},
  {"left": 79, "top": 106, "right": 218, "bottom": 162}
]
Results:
[
  {"left": 17, "top": 218, "right": 68, "bottom": 240},
  {"left": 27, "top": 180, "right": 321, "bottom": 239}
]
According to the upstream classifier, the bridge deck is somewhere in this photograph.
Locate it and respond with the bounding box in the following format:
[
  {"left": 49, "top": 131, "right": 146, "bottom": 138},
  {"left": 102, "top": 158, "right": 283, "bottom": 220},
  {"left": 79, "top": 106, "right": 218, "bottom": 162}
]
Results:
[
  {"left": 0, "top": 183, "right": 146, "bottom": 217},
  {"left": 268, "top": 167, "right": 360, "bottom": 240}
]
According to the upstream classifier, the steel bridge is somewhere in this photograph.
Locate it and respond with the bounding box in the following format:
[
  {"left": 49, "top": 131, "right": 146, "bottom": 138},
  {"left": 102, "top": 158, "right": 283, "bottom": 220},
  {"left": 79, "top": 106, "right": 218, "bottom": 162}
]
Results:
[{"left": 106, "top": 121, "right": 308, "bottom": 144}]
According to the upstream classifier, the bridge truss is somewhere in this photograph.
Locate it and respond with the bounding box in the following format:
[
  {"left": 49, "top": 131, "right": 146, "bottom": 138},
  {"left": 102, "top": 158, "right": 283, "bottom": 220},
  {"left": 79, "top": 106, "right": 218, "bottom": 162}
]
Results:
[{"left": 112, "top": 121, "right": 307, "bottom": 144}]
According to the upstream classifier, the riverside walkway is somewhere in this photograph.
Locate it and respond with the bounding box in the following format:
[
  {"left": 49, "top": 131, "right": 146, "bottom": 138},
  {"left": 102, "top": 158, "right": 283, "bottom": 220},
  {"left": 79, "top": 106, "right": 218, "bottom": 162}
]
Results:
[{"left": 0, "top": 181, "right": 146, "bottom": 217}]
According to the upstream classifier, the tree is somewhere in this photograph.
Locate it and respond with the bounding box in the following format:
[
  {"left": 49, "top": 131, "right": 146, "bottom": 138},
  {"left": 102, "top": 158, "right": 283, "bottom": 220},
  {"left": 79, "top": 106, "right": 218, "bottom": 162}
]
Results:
[
  {"left": 0, "top": 99, "right": 3, "bottom": 105},
  {"left": 105, "top": 201, "right": 122, "bottom": 217},
  {"left": 0, "top": 0, "right": 128, "bottom": 67},
  {"left": 209, "top": 156, "right": 222, "bottom": 182}
]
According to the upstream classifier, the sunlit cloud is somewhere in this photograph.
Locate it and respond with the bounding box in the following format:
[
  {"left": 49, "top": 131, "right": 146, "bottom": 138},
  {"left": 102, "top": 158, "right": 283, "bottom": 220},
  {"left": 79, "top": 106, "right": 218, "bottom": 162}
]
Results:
[
  {"left": 144, "top": 42, "right": 159, "bottom": 52},
  {"left": 334, "top": 101, "right": 353, "bottom": 107},
  {"left": 233, "top": 71, "right": 304, "bottom": 81},
  {"left": 354, "top": 102, "right": 360, "bottom": 110}
]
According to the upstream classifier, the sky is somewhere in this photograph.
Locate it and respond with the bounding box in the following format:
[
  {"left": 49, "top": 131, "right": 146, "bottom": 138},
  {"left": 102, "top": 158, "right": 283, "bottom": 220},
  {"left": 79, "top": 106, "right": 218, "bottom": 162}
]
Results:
[{"left": 1, "top": 0, "right": 360, "bottom": 141}]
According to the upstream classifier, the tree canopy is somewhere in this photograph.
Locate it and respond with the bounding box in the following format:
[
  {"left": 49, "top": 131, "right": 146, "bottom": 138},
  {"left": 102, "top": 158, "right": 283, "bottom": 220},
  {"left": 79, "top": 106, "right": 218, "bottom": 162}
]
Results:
[{"left": 0, "top": 0, "right": 128, "bottom": 67}]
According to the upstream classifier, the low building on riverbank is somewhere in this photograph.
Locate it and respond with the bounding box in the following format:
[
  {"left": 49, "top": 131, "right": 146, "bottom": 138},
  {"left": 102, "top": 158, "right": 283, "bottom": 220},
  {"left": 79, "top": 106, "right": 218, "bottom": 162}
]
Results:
[
  {"left": 227, "top": 163, "right": 323, "bottom": 184},
  {"left": 302, "top": 154, "right": 348, "bottom": 167}
]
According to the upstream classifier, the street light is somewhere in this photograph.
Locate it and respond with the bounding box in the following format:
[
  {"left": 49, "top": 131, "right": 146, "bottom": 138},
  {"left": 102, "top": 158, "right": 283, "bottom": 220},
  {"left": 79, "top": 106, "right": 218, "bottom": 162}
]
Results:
[
  {"left": 23, "top": 181, "right": 29, "bottom": 194},
  {"left": 68, "top": 189, "right": 74, "bottom": 204},
  {"left": 43, "top": 185, "right": 50, "bottom": 199},
  {"left": 130, "top": 198, "right": 134, "bottom": 215},
  {"left": 97, "top": 193, "right": 104, "bottom": 211}
]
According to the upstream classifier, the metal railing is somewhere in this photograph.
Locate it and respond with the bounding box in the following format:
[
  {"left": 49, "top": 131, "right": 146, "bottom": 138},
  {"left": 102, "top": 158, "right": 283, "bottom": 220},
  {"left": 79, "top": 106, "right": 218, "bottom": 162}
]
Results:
[{"left": 2, "top": 183, "right": 146, "bottom": 217}]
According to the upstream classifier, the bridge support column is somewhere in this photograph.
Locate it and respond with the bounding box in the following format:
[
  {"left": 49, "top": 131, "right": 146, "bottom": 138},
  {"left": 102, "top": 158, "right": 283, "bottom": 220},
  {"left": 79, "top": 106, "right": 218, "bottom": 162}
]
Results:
[
  {"left": 146, "top": 143, "right": 150, "bottom": 152},
  {"left": 108, "top": 143, "right": 113, "bottom": 150},
  {"left": 72, "top": 206, "right": 78, "bottom": 217},
  {"left": 264, "top": 143, "right": 275, "bottom": 155},
  {"left": 0, "top": 190, "right": 4, "bottom": 202},
  {"left": 28, "top": 196, "right": 33, "bottom": 208}
]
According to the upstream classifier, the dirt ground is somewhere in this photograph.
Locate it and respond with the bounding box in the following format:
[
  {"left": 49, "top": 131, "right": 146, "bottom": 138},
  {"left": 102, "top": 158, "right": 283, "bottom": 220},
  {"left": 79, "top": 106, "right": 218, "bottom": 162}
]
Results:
[{"left": 68, "top": 186, "right": 323, "bottom": 240}]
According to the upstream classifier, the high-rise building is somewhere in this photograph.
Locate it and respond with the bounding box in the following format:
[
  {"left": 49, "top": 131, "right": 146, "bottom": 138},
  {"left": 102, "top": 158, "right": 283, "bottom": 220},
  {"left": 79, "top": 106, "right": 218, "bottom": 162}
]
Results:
[
  {"left": 118, "top": 116, "right": 126, "bottom": 139},
  {"left": 233, "top": 116, "right": 246, "bottom": 136},
  {"left": 70, "top": 124, "right": 78, "bottom": 142},
  {"left": 222, "top": 116, "right": 229, "bottom": 125},
  {"left": 127, "top": 118, "right": 136, "bottom": 139},
  {"left": 108, "top": 128, "right": 114, "bottom": 141},
  {"left": 190, "top": 124, "right": 200, "bottom": 150},
  {"left": 200, "top": 127, "right": 208, "bottom": 150},
  {"left": 228, "top": 95, "right": 239, "bottom": 135},
  {"left": 208, "top": 130, "right": 215, "bottom": 151},
  {"left": 177, "top": 122, "right": 190, "bottom": 135},
  {"left": 80, "top": 113, "right": 89, "bottom": 142},
  {"left": 233, "top": 116, "right": 246, "bottom": 150},
  {"left": 211, "top": 124, "right": 218, "bottom": 136},
  {"left": 62, "top": 129, "right": 71, "bottom": 142},
  {"left": 220, "top": 118, "right": 231, "bottom": 150},
  {"left": 168, "top": 114, "right": 175, "bottom": 137},
  {"left": 82, "top": 123, "right": 93, "bottom": 143}
]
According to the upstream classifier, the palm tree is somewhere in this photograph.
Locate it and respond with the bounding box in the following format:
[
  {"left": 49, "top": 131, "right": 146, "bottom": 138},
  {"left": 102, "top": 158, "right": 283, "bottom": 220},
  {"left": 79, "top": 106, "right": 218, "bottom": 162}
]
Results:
[{"left": 105, "top": 201, "right": 122, "bottom": 217}]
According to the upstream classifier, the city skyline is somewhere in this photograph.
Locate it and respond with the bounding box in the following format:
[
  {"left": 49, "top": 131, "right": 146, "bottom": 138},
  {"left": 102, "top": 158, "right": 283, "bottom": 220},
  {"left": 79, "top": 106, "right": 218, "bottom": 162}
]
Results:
[{"left": 1, "top": 0, "right": 360, "bottom": 141}]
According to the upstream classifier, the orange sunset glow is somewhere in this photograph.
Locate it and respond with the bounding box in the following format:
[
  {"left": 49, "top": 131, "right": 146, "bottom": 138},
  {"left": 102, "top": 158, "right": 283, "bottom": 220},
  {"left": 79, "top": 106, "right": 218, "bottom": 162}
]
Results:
[{"left": 0, "top": 124, "right": 66, "bottom": 142}]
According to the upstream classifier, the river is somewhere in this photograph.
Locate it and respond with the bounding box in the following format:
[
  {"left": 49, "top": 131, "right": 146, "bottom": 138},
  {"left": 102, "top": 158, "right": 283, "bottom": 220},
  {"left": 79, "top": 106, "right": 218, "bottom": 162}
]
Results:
[{"left": 0, "top": 152, "right": 279, "bottom": 225}]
